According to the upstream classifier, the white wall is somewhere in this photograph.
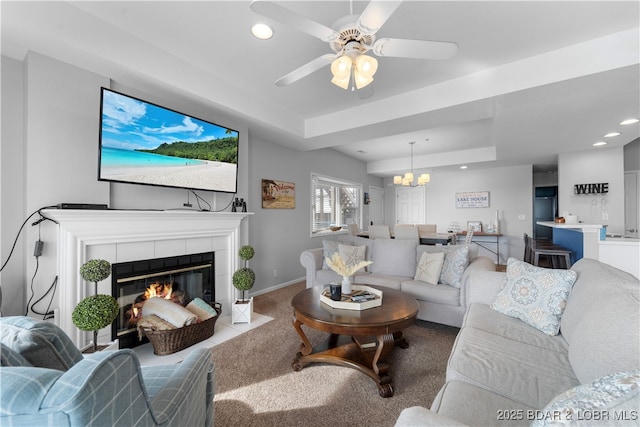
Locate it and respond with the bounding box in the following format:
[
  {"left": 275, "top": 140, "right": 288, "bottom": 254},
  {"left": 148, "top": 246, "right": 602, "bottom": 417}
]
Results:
[
  {"left": 0, "top": 56, "right": 26, "bottom": 314},
  {"left": 559, "top": 147, "right": 625, "bottom": 233},
  {"left": 383, "top": 164, "right": 533, "bottom": 264},
  {"left": 0, "top": 51, "right": 382, "bottom": 315}
]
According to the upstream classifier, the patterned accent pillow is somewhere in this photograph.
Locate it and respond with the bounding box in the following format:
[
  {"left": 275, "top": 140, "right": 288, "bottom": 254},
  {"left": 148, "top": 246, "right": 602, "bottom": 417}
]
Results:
[
  {"left": 531, "top": 370, "right": 640, "bottom": 426},
  {"left": 414, "top": 251, "right": 445, "bottom": 285},
  {"left": 491, "top": 257, "right": 577, "bottom": 335},
  {"left": 322, "top": 240, "right": 352, "bottom": 269},
  {"left": 339, "top": 244, "right": 367, "bottom": 274},
  {"left": 439, "top": 245, "right": 470, "bottom": 288}
]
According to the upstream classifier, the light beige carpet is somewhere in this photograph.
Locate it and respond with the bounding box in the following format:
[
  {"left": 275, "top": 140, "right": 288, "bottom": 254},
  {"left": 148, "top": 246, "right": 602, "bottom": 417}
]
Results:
[{"left": 211, "top": 282, "right": 459, "bottom": 427}]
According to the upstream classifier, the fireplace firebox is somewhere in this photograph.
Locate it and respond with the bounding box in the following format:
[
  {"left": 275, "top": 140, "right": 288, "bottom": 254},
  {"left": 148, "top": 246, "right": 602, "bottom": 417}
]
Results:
[{"left": 111, "top": 252, "right": 214, "bottom": 349}]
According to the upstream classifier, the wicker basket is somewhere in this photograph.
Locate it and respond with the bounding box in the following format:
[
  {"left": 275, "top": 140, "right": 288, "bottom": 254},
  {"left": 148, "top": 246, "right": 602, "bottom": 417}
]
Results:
[{"left": 141, "top": 304, "right": 222, "bottom": 356}]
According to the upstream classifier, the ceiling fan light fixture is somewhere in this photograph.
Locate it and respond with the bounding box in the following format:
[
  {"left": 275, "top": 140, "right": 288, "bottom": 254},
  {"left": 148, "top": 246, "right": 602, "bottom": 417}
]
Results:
[{"left": 331, "top": 55, "right": 353, "bottom": 89}]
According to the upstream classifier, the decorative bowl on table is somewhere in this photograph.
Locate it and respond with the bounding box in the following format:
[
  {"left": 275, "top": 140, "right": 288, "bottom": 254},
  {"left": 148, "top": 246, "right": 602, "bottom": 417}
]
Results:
[{"left": 329, "top": 226, "right": 342, "bottom": 232}]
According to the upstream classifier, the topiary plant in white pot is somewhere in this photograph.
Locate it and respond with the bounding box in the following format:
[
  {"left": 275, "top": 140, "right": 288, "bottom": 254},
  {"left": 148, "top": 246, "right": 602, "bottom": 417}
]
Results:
[
  {"left": 232, "top": 245, "right": 255, "bottom": 323},
  {"left": 72, "top": 259, "right": 119, "bottom": 352}
]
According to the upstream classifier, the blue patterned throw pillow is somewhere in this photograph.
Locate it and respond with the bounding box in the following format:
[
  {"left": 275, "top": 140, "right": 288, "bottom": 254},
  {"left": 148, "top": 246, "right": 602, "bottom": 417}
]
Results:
[
  {"left": 531, "top": 370, "right": 640, "bottom": 426},
  {"left": 439, "top": 245, "right": 469, "bottom": 288},
  {"left": 491, "top": 258, "right": 577, "bottom": 335}
]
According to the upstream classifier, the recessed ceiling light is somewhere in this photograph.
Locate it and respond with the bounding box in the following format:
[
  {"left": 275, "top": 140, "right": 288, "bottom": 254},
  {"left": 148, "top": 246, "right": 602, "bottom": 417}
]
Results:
[
  {"left": 251, "top": 23, "right": 273, "bottom": 40},
  {"left": 604, "top": 132, "right": 621, "bottom": 138},
  {"left": 593, "top": 141, "right": 607, "bottom": 147},
  {"left": 620, "top": 118, "right": 639, "bottom": 125},
  {"left": 460, "top": 165, "right": 468, "bottom": 169}
]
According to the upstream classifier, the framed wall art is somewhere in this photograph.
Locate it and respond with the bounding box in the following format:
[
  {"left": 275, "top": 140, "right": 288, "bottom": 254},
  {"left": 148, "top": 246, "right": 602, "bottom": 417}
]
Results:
[
  {"left": 467, "top": 221, "right": 483, "bottom": 232},
  {"left": 262, "top": 179, "right": 295, "bottom": 209},
  {"left": 455, "top": 191, "right": 490, "bottom": 208}
]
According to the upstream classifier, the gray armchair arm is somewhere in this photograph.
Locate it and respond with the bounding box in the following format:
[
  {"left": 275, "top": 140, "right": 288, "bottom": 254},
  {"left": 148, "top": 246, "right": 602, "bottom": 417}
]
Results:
[{"left": 300, "top": 248, "right": 323, "bottom": 288}]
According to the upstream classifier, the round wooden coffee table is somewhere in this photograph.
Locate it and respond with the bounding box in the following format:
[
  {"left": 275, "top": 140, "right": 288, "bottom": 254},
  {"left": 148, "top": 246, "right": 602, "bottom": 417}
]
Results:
[{"left": 291, "top": 285, "right": 419, "bottom": 397}]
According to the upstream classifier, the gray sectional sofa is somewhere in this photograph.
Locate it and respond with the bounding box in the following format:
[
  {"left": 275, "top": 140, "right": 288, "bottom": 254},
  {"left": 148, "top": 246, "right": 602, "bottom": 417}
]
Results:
[
  {"left": 300, "top": 235, "right": 495, "bottom": 327},
  {"left": 395, "top": 258, "right": 640, "bottom": 426}
]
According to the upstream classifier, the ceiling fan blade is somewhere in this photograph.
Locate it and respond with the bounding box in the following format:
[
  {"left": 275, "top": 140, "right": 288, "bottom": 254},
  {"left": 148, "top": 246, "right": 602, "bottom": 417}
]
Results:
[
  {"left": 356, "top": 0, "right": 402, "bottom": 35},
  {"left": 357, "top": 83, "right": 375, "bottom": 100},
  {"left": 250, "top": 0, "right": 338, "bottom": 42},
  {"left": 275, "top": 54, "right": 336, "bottom": 87},
  {"left": 372, "top": 38, "right": 458, "bottom": 60}
]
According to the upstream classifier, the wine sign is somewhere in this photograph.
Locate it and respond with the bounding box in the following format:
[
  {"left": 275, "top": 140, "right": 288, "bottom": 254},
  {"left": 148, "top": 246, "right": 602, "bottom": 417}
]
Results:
[{"left": 574, "top": 183, "right": 609, "bottom": 195}]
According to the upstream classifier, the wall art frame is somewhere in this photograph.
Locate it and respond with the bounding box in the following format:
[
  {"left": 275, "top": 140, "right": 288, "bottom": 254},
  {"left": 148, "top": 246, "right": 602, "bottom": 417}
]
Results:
[{"left": 261, "top": 179, "right": 295, "bottom": 209}]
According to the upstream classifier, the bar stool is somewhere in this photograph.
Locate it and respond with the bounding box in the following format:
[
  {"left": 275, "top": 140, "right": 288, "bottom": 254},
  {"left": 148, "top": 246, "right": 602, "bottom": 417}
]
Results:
[{"left": 524, "top": 234, "right": 572, "bottom": 269}]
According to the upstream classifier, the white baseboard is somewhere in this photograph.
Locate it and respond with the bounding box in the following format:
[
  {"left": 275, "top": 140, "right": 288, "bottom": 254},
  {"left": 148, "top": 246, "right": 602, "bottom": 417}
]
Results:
[{"left": 249, "top": 277, "right": 304, "bottom": 297}]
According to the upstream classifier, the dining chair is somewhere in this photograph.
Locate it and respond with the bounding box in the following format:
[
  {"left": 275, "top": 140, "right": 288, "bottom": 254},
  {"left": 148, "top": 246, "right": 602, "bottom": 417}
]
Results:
[
  {"left": 347, "top": 223, "right": 360, "bottom": 236},
  {"left": 368, "top": 225, "right": 391, "bottom": 239},
  {"left": 394, "top": 224, "right": 419, "bottom": 240},
  {"left": 416, "top": 224, "right": 437, "bottom": 238}
]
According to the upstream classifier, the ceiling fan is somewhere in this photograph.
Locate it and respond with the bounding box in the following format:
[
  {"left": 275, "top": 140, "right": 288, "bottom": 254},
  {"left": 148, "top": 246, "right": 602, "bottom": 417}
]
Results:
[{"left": 249, "top": 0, "right": 458, "bottom": 92}]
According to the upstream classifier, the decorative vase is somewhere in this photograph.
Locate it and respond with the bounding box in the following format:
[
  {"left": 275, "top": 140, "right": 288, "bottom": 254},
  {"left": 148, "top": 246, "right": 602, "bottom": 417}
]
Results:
[
  {"left": 341, "top": 276, "right": 352, "bottom": 295},
  {"left": 494, "top": 210, "right": 500, "bottom": 234}
]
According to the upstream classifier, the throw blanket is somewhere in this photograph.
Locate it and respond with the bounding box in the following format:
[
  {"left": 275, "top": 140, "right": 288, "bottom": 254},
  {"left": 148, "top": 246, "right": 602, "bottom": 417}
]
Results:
[
  {"left": 142, "top": 297, "right": 197, "bottom": 327},
  {"left": 186, "top": 298, "right": 218, "bottom": 321},
  {"left": 136, "top": 314, "right": 176, "bottom": 340}
]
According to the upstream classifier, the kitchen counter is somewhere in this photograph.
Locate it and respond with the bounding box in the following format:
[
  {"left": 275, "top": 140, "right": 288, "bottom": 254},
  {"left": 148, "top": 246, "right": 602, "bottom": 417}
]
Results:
[
  {"left": 536, "top": 221, "right": 604, "bottom": 262},
  {"left": 599, "top": 237, "right": 640, "bottom": 279},
  {"left": 535, "top": 221, "right": 604, "bottom": 230}
]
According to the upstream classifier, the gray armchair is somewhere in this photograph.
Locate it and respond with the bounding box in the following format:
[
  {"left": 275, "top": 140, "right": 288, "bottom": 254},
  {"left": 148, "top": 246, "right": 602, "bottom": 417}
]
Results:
[{"left": 0, "top": 316, "right": 214, "bottom": 426}]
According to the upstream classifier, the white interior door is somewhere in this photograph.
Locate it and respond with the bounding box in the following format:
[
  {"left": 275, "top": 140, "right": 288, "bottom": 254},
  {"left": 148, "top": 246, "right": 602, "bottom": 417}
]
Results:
[
  {"left": 396, "top": 186, "right": 425, "bottom": 224},
  {"left": 624, "top": 171, "right": 639, "bottom": 237},
  {"left": 368, "top": 186, "right": 384, "bottom": 228}
]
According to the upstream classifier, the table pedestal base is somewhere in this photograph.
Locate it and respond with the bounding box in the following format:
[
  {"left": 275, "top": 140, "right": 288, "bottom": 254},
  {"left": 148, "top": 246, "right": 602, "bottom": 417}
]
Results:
[{"left": 292, "top": 320, "right": 409, "bottom": 397}]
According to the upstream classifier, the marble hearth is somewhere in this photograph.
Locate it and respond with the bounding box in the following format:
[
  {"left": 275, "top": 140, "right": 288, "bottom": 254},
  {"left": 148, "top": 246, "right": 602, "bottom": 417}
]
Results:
[{"left": 43, "top": 209, "right": 251, "bottom": 348}]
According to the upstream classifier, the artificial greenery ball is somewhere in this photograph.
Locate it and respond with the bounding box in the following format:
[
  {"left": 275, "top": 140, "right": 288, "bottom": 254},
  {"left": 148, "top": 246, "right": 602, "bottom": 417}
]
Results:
[
  {"left": 238, "top": 245, "right": 255, "bottom": 261},
  {"left": 232, "top": 267, "right": 255, "bottom": 291},
  {"left": 72, "top": 294, "right": 119, "bottom": 332},
  {"left": 80, "top": 259, "right": 111, "bottom": 283}
]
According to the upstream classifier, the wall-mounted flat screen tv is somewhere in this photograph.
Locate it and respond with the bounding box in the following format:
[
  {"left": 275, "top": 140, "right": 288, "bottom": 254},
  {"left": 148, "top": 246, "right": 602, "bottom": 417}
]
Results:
[{"left": 98, "top": 87, "right": 239, "bottom": 194}]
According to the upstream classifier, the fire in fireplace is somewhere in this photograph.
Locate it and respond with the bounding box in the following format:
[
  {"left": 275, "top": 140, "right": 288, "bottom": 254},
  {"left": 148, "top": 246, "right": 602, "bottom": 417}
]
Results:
[{"left": 111, "top": 252, "right": 214, "bottom": 349}]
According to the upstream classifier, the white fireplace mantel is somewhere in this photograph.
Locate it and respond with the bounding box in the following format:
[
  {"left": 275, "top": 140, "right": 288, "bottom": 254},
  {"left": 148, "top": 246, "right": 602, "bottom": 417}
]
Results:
[{"left": 43, "top": 209, "right": 251, "bottom": 347}]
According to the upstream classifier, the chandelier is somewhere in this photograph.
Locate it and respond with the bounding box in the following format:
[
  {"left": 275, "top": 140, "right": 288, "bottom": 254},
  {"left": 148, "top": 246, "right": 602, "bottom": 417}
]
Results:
[{"left": 394, "top": 141, "right": 430, "bottom": 186}]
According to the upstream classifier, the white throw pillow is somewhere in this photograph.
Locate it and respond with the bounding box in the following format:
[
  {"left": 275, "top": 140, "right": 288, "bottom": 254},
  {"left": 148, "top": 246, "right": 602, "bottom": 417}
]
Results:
[
  {"left": 491, "top": 257, "right": 577, "bottom": 336},
  {"left": 414, "top": 251, "right": 445, "bottom": 285},
  {"left": 339, "top": 244, "right": 367, "bottom": 273}
]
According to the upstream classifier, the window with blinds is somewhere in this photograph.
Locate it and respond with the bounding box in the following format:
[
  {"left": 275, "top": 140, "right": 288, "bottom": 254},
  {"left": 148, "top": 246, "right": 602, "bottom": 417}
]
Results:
[{"left": 311, "top": 173, "right": 362, "bottom": 236}]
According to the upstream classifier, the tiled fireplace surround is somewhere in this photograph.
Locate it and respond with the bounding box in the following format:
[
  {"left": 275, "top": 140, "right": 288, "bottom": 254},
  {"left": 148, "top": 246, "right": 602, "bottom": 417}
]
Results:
[{"left": 44, "top": 209, "right": 251, "bottom": 349}]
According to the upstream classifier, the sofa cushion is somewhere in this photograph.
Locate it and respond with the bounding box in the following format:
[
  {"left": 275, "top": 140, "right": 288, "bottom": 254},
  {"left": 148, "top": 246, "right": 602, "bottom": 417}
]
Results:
[
  {"left": 463, "top": 303, "right": 569, "bottom": 353},
  {"left": 567, "top": 289, "right": 640, "bottom": 384},
  {"left": 0, "top": 316, "right": 83, "bottom": 371},
  {"left": 316, "top": 268, "right": 341, "bottom": 285},
  {"left": 414, "top": 251, "right": 445, "bottom": 285},
  {"left": 561, "top": 258, "right": 640, "bottom": 345},
  {"left": 402, "top": 281, "right": 460, "bottom": 306},
  {"left": 370, "top": 239, "right": 417, "bottom": 277},
  {"left": 448, "top": 308, "right": 579, "bottom": 408},
  {"left": 339, "top": 244, "right": 367, "bottom": 273},
  {"left": 491, "top": 258, "right": 577, "bottom": 336},
  {"left": 354, "top": 273, "right": 403, "bottom": 290},
  {"left": 322, "top": 240, "right": 351, "bottom": 269},
  {"left": 431, "top": 380, "right": 537, "bottom": 427},
  {"left": 531, "top": 370, "right": 640, "bottom": 427}
]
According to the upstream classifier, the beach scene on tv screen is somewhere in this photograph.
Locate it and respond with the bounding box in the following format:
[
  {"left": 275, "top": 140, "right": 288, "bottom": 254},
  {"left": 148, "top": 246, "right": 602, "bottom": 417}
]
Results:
[{"left": 100, "top": 90, "right": 238, "bottom": 193}]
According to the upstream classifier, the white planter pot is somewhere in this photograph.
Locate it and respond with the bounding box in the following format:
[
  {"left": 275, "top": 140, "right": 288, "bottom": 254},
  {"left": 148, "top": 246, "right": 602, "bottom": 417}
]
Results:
[{"left": 232, "top": 297, "right": 253, "bottom": 324}]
